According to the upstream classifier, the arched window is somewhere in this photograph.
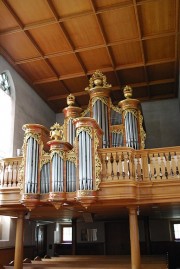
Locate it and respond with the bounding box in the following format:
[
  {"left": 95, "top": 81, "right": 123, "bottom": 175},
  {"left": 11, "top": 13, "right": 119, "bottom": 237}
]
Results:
[{"left": 0, "top": 71, "right": 15, "bottom": 158}]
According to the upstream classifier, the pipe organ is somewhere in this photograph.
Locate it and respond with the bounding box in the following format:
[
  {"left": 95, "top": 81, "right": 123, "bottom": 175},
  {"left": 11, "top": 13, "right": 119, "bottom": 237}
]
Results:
[{"left": 20, "top": 70, "right": 146, "bottom": 211}]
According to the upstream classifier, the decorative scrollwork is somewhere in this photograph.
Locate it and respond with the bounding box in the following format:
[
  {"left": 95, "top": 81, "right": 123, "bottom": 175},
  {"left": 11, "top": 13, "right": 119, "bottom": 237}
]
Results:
[
  {"left": 110, "top": 101, "right": 122, "bottom": 114},
  {"left": 18, "top": 158, "right": 24, "bottom": 193},
  {"left": 66, "top": 148, "right": 76, "bottom": 164},
  {"left": 76, "top": 126, "right": 92, "bottom": 138},
  {"left": 40, "top": 156, "right": 50, "bottom": 170},
  {"left": 85, "top": 70, "right": 111, "bottom": 90},
  {"left": 94, "top": 131, "right": 102, "bottom": 190},
  {"left": 50, "top": 150, "right": 64, "bottom": 160},
  {"left": 124, "top": 109, "right": 138, "bottom": 118},
  {"left": 139, "top": 111, "right": 146, "bottom": 149},
  {"left": 81, "top": 104, "right": 90, "bottom": 117},
  {"left": 95, "top": 153, "right": 102, "bottom": 190},
  {"left": 24, "top": 132, "right": 41, "bottom": 144},
  {"left": 111, "top": 128, "right": 123, "bottom": 134},
  {"left": 91, "top": 96, "right": 108, "bottom": 107}
]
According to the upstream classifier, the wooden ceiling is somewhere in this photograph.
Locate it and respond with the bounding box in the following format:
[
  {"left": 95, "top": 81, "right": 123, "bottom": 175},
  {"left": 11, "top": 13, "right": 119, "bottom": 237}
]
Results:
[{"left": 0, "top": 0, "right": 179, "bottom": 112}]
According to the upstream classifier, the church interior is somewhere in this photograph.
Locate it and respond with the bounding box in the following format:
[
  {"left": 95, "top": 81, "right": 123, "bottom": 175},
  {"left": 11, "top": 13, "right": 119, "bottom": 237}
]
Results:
[{"left": 0, "top": 0, "right": 180, "bottom": 269}]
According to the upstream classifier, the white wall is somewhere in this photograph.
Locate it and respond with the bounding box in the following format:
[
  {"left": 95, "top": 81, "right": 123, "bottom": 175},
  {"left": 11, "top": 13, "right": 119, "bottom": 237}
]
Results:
[{"left": 0, "top": 56, "right": 56, "bottom": 156}]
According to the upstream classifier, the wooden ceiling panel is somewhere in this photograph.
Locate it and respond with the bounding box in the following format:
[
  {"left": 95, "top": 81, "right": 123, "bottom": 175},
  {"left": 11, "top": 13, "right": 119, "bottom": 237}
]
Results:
[
  {"left": 143, "top": 36, "right": 175, "bottom": 63},
  {"left": 111, "top": 88, "right": 124, "bottom": 104},
  {"left": 104, "top": 71, "right": 119, "bottom": 87},
  {"left": 0, "top": 32, "right": 40, "bottom": 61},
  {"left": 150, "top": 83, "right": 175, "bottom": 98},
  {"left": 94, "top": 0, "right": 133, "bottom": 10},
  {"left": 6, "top": 0, "right": 54, "bottom": 25},
  {"left": 62, "top": 15, "right": 105, "bottom": 49},
  {"left": 111, "top": 42, "right": 143, "bottom": 67},
  {"left": 0, "top": 1, "right": 20, "bottom": 32},
  {"left": 117, "top": 66, "right": 146, "bottom": 84},
  {"left": 147, "top": 62, "right": 175, "bottom": 82},
  {"left": 132, "top": 86, "right": 149, "bottom": 100},
  {"left": 48, "top": 54, "right": 84, "bottom": 76},
  {"left": 52, "top": 0, "right": 92, "bottom": 18},
  {"left": 78, "top": 48, "right": 112, "bottom": 72},
  {"left": 74, "top": 95, "right": 90, "bottom": 108},
  {"left": 35, "top": 81, "right": 68, "bottom": 99},
  {"left": 0, "top": 0, "right": 178, "bottom": 112},
  {"left": 63, "top": 76, "right": 89, "bottom": 93},
  {"left": 28, "top": 24, "right": 72, "bottom": 55},
  {"left": 18, "top": 60, "right": 56, "bottom": 82},
  {"left": 99, "top": 6, "right": 139, "bottom": 43},
  {"left": 138, "top": 0, "right": 176, "bottom": 37}
]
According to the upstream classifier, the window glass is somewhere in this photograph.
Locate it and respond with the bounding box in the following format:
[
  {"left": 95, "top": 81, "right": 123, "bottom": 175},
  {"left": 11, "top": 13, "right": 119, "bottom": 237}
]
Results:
[
  {"left": 62, "top": 226, "right": 72, "bottom": 242},
  {"left": 173, "top": 223, "right": 180, "bottom": 240},
  {"left": 0, "top": 71, "right": 14, "bottom": 158}
]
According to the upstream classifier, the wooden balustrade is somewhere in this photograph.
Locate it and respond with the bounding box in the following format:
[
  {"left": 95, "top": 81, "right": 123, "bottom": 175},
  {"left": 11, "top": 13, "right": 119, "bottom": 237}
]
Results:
[
  {"left": 0, "top": 157, "right": 22, "bottom": 188},
  {"left": 99, "top": 146, "right": 180, "bottom": 182},
  {"left": 1, "top": 146, "right": 180, "bottom": 191}
]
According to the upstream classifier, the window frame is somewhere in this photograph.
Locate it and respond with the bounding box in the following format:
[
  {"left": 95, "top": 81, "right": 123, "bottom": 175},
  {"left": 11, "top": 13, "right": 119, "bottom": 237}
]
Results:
[
  {"left": 170, "top": 221, "right": 180, "bottom": 241},
  {"left": 61, "top": 225, "right": 72, "bottom": 243}
]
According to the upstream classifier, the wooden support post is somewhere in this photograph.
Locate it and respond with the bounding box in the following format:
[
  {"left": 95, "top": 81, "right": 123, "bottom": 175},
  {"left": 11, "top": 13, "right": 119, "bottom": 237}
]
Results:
[
  {"left": 129, "top": 207, "right": 141, "bottom": 269},
  {"left": 14, "top": 212, "right": 24, "bottom": 269}
]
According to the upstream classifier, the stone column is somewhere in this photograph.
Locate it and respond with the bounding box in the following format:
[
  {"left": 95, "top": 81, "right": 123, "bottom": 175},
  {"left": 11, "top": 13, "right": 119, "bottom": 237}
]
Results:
[
  {"left": 14, "top": 212, "right": 24, "bottom": 269},
  {"left": 129, "top": 207, "right": 141, "bottom": 269}
]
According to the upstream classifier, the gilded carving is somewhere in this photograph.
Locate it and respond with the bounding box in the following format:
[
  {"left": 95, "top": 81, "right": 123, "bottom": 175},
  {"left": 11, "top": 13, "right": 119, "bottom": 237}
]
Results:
[
  {"left": 40, "top": 156, "right": 50, "bottom": 170},
  {"left": 86, "top": 70, "right": 112, "bottom": 90},
  {"left": 76, "top": 126, "right": 92, "bottom": 139},
  {"left": 110, "top": 101, "right": 122, "bottom": 114},
  {"left": 66, "top": 148, "right": 76, "bottom": 164},
  {"left": 91, "top": 96, "right": 108, "bottom": 107},
  {"left": 50, "top": 123, "right": 65, "bottom": 141},
  {"left": 81, "top": 105, "right": 90, "bottom": 117},
  {"left": 94, "top": 132, "right": 102, "bottom": 190},
  {"left": 124, "top": 109, "right": 138, "bottom": 118},
  {"left": 138, "top": 111, "right": 146, "bottom": 149},
  {"left": 24, "top": 132, "right": 41, "bottom": 144},
  {"left": 18, "top": 158, "right": 25, "bottom": 193},
  {"left": 50, "top": 150, "right": 64, "bottom": 160}
]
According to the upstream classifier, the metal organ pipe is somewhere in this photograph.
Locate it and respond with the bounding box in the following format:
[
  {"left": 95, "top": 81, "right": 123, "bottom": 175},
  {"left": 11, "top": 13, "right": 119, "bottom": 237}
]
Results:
[
  {"left": 124, "top": 112, "right": 139, "bottom": 149},
  {"left": 68, "top": 118, "right": 75, "bottom": 145},
  {"left": 40, "top": 162, "right": 50, "bottom": 193},
  {"left": 78, "top": 131, "right": 92, "bottom": 191},
  {"left": 25, "top": 137, "right": 39, "bottom": 193},
  {"left": 93, "top": 99, "right": 109, "bottom": 148},
  {"left": 52, "top": 153, "right": 64, "bottom": 192}
]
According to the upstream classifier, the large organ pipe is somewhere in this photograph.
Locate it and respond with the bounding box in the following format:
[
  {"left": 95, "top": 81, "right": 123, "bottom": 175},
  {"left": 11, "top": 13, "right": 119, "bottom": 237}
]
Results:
[
  {"left": 73, "top": 117, "right": 103, "bottom": 192},
  {"left": 40, "top": 162, "right": 50, "bottom": 193},
  {"left": 119, "top": 86, "right": 146, "bottom": 149},
  {"left": 22, "top": 124, "right": 49, "bottom": 211},
  {"left": 63, "top": 94, "right": 82, "bottom": 145},
  {"left": 23, "top": 124, "right": 49, "bottom": 195},
  {"left": 85, "top": 70, "right": 112, "bottom": 148}
]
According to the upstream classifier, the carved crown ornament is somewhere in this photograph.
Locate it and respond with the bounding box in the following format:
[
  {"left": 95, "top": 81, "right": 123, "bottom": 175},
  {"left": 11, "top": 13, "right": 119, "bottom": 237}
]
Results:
[
  {"left": 85, "top": 70, "right": 112, "bottom": 91},
  {"left": 50, "top": 122, "right": 64, "bottom": 141}
]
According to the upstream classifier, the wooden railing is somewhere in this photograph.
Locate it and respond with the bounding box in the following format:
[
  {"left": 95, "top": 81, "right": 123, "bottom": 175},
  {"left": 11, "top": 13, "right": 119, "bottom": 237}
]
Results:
[
  {"left": 1, "top": 146, "right": 180, "bottom": 190},
  {"left": 0, "top": 157, "right": 22, "bottom": 188},
  {"left": 99, "top": 146, "right": 180, "bottom": 182}
]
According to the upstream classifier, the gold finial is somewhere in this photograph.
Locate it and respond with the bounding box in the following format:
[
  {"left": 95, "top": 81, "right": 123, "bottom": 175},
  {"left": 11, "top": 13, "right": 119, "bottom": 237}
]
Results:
[
  {"left": 50, "top": 123, "right": 64, "bottom": 141},
  {"left": 67, "top": 94, "right": 75, "bottom": 106},
  {"left": 86, "top": 70, "right": 111, "bottom": 90},
  {"left": 123, "top": 85, "right": 133, "bottom": 99}
]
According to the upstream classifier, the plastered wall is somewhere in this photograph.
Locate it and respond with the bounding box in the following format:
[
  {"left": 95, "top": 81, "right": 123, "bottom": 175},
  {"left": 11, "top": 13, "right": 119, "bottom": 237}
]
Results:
[{"left": 0, "top": 56, "right": 56, "bottom": 156}]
